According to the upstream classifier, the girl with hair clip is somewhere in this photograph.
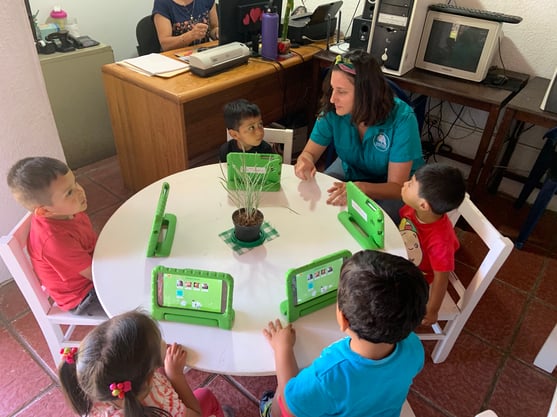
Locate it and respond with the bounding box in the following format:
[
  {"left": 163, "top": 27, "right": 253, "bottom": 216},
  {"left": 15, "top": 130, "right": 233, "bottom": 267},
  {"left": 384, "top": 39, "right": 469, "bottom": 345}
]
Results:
[
  {"left": 294, "top": 49, "right": 424, "bottom": 222},
  {"left": 58, "top": 310, "right": 228, "bottom": 417}
]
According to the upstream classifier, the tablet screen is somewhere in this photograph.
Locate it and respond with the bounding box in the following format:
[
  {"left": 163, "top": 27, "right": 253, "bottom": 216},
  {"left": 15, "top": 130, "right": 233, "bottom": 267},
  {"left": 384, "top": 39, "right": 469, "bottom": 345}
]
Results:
[
  {"left": 157, "top": 271, "right": 227, "bottom": 313},
  {"left": 291, "top": 255, "right": 348, "bottom": 306}
]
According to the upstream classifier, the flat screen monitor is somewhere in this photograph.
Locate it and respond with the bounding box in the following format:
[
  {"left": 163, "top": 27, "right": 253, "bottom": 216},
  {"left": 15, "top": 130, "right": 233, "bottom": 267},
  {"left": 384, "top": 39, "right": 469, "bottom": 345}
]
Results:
[
  {"left": 415, "top": 11, "right": 502, "bottom": 82},
  {"left": 219, "top": 0, "right": 283, "bottom": 50}
]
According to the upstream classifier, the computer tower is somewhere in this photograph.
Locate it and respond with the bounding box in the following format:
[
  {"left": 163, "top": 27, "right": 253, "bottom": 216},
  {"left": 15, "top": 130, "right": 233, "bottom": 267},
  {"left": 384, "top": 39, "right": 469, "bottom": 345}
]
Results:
[
  {"left": 361, "top": 0, "right": 376, "bottom": 20},
  {"left": 367, "top": 0, "right": 437, "bottom": 76},
  {"left": 349, "top": 16, "right": 372, "bottom": 51}
]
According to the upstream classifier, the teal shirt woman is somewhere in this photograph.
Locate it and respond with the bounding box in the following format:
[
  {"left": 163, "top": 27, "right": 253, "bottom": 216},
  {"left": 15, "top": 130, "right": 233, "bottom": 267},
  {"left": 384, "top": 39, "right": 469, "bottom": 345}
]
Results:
[{"left": 295, "top": 50, "right": 423, "bottom": 220}]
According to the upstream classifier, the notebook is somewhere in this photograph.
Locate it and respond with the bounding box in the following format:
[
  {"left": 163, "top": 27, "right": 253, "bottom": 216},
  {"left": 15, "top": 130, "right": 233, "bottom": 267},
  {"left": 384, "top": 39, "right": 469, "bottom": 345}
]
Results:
[
  {"left": 146, "top": 182, "right": 177, "bottom": 257},
  {"left": 338, "top": 181, "right": 385, "bottom": 250},
  {"left": 118, "top": 53, "right": 189, "bottom": 77},
  {"left": 226, "top": 152, "right": 282, "bottom": 192},
  {"left": 280, "top": 250, "right": 352, "bottom": 322},
  {"left": 151, "top": 265, "right": 235, "bottom": 330}
]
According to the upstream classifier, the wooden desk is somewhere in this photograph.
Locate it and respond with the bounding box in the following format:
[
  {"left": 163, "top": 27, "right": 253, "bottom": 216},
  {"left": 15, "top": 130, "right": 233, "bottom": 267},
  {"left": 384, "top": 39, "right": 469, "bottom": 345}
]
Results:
[
  {"left": 312, "top": 50, "right": 528, "bottom": 193},
  {"left": 479, "top": 77, "right": 557, "bottom": 193},
  {"left": 102, "top": 44, "right": 325, "bottom": 192},
  {"left": 92, "top": 164, "right": 405, "bottom": 375}
]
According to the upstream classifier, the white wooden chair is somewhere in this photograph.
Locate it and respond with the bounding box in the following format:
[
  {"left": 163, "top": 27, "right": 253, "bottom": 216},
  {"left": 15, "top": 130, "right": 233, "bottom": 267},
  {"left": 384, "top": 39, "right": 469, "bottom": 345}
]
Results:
[
  {"left": 534, "top": 323, "right": 557, "bottom": 373},
  {"left": 417, "top": 194, "right": 513, "bottom": 363},
  {"left": 0, "top": 213, "right": 107, "bottom": 366},
  {"left": 226, "top": 127, "right": 294, "bottom": 164}
]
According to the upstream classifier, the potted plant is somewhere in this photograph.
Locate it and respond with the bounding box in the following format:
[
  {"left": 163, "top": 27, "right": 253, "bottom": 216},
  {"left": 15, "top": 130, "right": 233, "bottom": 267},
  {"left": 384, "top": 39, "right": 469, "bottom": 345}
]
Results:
[
  {"left": 220, "top": 155, "right": 271, "bottom": 244},
  {"left": 278, "top": 0, "right": 294, "bottom": 56}
]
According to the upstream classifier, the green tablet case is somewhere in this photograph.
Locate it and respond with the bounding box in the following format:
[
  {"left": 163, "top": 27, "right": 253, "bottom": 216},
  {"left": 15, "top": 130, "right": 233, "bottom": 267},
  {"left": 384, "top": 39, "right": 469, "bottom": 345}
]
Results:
[
  {"left": 338, "top": 182, "right": 384, "bottom": 250},
  {"left": 146, "top": 182, "right": 177, "bottom": 257},
  {"left": 151, "top": 266, "right": 235, "bottom": 330},
  {"left": 226, "top": 152, "right": 282, "bottom": 191},
  {"left": 280, "top": 249, "right": 352, "bottom": 323}
]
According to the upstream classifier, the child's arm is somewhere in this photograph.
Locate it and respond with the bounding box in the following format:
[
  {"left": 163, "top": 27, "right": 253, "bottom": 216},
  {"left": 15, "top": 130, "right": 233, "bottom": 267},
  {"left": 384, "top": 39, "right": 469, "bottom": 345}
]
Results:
[
  {"left": 164, "top": 343, "right": 202, "bottom": 417},
  {"left": 423, "top": 271, "right": 449, "bottom": 326},
  {"left": 263, "top": 319, "right": 298, "bottom": 417}
]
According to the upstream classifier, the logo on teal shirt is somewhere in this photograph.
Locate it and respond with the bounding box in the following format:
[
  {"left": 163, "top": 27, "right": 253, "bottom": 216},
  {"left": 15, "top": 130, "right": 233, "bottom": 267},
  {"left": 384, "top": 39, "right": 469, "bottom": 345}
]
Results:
[{"left": 373, "top": 133, "right": 390, "bottom": 152}]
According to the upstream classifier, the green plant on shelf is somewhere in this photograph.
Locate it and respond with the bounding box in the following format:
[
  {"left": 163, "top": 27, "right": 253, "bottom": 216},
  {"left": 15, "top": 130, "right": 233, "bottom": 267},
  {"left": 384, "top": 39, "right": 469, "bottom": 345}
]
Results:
[{"left": 281, "top": 0, "right": 294, "bottom": 41}]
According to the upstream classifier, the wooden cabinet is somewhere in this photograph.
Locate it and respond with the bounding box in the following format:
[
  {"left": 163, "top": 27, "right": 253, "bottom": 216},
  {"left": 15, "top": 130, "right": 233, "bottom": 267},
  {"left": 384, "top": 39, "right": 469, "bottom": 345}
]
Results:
[{"left": 39, "top": 44, "right": 115, "bottom": 168}]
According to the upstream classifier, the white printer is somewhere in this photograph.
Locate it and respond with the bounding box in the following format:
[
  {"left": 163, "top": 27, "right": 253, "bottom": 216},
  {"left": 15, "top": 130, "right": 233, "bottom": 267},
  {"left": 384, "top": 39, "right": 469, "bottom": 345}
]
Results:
[{"left": 189, "top": 42, "right": 250, "bottom": 77}]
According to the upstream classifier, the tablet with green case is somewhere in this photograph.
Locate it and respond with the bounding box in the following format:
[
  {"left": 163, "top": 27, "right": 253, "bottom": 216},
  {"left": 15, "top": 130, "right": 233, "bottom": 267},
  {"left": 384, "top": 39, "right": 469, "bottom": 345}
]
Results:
[
  {"left": 280, "top": 249, "right": 352, "bottom": 323},
  {"left": 226, "top": 152, "right": 282, "bottom": 191},
  {"left": 151, "top": 265, "right": 235, "bottom": 330},
  {"left": 338, "top": 181, "right": 384, "bottom": 250},
  {"left": 146, "top": 182, "right": 176, "bottom": 257}
]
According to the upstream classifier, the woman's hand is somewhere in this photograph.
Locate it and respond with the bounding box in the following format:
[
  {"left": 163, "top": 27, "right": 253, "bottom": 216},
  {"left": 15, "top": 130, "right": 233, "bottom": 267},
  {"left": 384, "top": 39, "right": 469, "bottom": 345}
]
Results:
[
  {"left": 326, "top": 181, "right": 347, "bottom": 206},
  {"left": 164, "top": 343, "right": 188, "bottom": 379},
  {"left": 294, "top": 153, "right": 317, "bottom": 180},
  {"left": 190, "top": 23, "right": 209, "bottom": 42}
]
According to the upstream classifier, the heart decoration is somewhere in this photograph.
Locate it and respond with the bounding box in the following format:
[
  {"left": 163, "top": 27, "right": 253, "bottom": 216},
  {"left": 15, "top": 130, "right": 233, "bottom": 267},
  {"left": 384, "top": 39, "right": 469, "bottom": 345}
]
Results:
[
  {"left": 242, "top": 13, "right": 250, "bottom": 26},
  {"left": 249, "top": 7, "right": 262, "bottom": 23}
]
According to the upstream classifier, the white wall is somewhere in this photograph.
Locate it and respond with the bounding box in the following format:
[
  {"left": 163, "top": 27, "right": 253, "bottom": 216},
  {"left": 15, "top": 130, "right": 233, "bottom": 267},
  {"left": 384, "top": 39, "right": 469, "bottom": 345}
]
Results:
[{"left": 0, "top": 0, "right": 65, "bottom": 283}]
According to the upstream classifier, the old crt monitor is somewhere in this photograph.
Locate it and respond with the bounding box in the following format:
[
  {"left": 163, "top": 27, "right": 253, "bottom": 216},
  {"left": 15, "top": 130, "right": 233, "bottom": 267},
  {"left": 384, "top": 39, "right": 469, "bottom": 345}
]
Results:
[
  {"left": 218, "top": 0, "right": 283, "bottom": 50},
  {"left": 415, "top": 11, "right": 502, "bottom": 82}
]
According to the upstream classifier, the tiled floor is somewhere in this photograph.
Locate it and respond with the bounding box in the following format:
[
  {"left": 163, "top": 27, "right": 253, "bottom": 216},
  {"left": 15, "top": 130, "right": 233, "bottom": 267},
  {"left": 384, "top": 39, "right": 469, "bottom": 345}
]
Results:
[{"left": 1, "top": 155, "right": 556, "bottom": 417}]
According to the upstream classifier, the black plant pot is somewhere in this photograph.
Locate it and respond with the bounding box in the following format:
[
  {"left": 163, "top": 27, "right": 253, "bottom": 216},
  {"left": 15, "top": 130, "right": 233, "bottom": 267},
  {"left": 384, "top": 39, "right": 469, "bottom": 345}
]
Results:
[{"left": 232, "top": 208, "right": 264, "bottom": 243}]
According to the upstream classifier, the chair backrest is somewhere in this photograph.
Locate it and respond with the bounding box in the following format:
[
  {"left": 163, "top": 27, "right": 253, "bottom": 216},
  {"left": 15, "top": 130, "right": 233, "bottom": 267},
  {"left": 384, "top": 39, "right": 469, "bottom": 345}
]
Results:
[
  {"left": 0, "top": 213, "right": 107, "bottom": 367},
  {"left": 263, "top": 127, "right": 294, "bottom": 164},
  {"left": 225, "top": 127, "right": 294, "bottom": 164},
  {"left": 136, "top": 15, "right": 161, "bottom": 56},
  {"left": 418, "top": 194, "right": 513, "bottom": 363}
]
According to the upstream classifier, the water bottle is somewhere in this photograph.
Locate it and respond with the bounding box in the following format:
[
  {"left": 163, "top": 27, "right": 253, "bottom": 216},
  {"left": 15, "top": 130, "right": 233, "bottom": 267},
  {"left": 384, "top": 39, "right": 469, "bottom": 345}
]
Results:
[
  {"left": 261, "top": 6, "right": 278, "bottom": 60},
  {"left": 47, "top": 6, "right": 68, "bottom": 30}
]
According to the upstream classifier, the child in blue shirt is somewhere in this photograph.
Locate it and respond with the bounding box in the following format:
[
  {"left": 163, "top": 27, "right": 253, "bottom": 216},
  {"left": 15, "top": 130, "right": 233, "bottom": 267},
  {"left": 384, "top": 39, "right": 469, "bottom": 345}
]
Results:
[{"left": 261, "top": 250, "right": 429, "bottom": 417}]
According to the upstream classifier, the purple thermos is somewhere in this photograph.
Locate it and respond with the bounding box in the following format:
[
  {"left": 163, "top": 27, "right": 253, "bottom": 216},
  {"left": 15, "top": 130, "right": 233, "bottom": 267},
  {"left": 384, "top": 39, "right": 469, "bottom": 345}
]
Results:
[{"left": 261, "top": 5, "right": 278, "bottom": 60}]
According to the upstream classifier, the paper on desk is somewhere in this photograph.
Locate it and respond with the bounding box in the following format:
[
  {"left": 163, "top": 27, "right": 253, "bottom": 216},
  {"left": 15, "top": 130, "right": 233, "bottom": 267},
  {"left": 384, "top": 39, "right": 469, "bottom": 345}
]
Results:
[{"left": 118, "top": 53, "right": 190, "bottom": 77}]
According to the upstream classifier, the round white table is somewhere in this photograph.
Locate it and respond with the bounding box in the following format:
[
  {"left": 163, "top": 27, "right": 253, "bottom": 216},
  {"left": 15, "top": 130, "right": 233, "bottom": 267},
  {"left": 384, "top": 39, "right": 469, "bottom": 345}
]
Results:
[{"left": 93, "top": 164, "right": 405, "bottom": 375}]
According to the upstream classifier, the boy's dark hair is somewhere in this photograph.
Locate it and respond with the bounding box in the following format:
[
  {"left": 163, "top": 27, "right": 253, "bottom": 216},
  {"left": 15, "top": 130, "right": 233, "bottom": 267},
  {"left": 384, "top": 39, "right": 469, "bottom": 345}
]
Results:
[
  {"left": 337, "top": 250, "right": 428, "bottom": 344},
  {"left": 321, "top": 49, "right": 394, "bottom": 126},
  {"left": 415, "top": 163, "right": 466, "bottom": 215},
  {"left": 58, "top": 310, "right": 170, "bottom": 417},
  {"left": 7, "top": 157, "right": 69, "bottom": 210},
  {"left": 223, "top": 99, "right": 262, "bottom": 130}
]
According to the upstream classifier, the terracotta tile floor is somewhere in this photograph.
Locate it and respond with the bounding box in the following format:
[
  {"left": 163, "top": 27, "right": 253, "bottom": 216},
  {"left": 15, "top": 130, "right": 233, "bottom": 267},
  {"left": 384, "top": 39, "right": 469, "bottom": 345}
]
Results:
[{"left": 1, "top": 156, "right": 556, "bottom": 417}]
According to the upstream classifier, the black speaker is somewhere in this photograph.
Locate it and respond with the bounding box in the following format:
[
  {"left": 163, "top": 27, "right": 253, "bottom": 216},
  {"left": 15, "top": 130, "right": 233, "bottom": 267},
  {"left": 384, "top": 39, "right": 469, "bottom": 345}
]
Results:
[
  {"left": 361, "top": 0, "right": 376, "bottom": 20},
  {"left": 350, "top": 15, "right": 372, "bottom": 51}
]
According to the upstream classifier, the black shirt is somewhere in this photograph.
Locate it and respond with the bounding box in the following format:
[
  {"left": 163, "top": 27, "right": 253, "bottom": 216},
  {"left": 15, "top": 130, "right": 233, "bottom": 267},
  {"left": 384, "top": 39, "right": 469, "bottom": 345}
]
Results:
[{"left": 219, "top": 139, "right": 274, "bottom": 162}]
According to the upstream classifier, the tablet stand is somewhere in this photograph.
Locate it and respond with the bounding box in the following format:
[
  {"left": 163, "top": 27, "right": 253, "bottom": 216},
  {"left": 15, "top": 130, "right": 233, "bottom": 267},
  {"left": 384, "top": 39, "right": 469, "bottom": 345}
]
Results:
[
  {"left": 280, "top": 249, "right": 351, "bottom": 322},
  {"left": 151, "top": 266, "right": 235, "bottom": 330}
]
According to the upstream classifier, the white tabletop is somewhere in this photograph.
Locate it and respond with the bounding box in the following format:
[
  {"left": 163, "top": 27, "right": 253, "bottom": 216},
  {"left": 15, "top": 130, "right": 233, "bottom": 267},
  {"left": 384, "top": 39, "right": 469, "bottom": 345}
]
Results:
[{"left": 93, "top": 164, "right": 405, "bottom": 376}]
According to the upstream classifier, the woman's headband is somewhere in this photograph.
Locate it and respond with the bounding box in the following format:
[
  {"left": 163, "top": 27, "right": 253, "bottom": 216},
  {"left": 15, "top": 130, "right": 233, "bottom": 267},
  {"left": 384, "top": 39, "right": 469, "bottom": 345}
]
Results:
[{"left": 334, "top": 55, "right": 356, "bottom": 75}]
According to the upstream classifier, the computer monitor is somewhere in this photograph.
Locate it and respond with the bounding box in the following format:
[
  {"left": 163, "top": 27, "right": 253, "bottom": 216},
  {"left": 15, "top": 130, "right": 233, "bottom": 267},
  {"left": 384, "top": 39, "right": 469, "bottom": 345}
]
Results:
[
  {"left": 218, "top": 0, "right": 283, "bottom": 52},
  {"left": 415, "top": 11, "right": 502, "bottom": 82}
]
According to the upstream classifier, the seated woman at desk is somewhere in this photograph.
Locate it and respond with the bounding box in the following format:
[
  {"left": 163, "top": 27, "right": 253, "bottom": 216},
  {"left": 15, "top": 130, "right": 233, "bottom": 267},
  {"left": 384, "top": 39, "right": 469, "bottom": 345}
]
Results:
[
  {"left": 153, "top": 0, "right": 219, "bottom": 51},
  {"left": 294, "top": 50, "right": 424, "bottom": 221}
]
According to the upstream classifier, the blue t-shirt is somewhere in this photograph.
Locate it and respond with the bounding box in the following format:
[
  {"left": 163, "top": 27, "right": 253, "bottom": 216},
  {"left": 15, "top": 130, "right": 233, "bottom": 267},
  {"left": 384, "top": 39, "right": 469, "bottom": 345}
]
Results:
[
  {"left": 153, "top": 0, "right": 215, "bottom": 38},
  {"left": 311, "top": 98, "right": 424, "bottom": 182},
  {"left": 285, "top": 333, "right": 424, "bottom": 417}
]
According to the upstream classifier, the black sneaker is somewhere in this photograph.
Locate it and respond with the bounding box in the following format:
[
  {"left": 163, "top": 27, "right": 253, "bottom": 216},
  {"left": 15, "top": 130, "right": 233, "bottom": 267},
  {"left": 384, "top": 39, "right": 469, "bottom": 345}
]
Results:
[{"left": 259, "top": 390, "right": 275, "bottom": 417}]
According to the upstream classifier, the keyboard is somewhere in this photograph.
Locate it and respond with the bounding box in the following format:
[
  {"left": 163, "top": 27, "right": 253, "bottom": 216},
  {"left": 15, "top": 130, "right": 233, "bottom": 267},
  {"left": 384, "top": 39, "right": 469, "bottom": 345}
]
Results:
[{"left": 428, "top": 3, "right": 522, "bottom": 24}]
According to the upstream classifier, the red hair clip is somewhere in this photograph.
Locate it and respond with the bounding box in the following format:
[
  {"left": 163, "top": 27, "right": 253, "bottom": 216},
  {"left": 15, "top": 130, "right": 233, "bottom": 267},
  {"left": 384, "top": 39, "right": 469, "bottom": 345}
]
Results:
[
  {"left": 60, "top": 347, "right": 78, "bottom": 364},
  {"left": 110, "top": 381, "right": 132, "bottom": 399}
]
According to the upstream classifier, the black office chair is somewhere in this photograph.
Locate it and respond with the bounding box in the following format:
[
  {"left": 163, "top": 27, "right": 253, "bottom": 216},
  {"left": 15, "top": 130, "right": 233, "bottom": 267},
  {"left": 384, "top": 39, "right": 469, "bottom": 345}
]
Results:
[
  {"left": 136, "top": 15, "right": 161, "bottom": 56},
  {"left": 324, "top": 78, "right": 428, "bottom": 167},
  {"left": 514, "top": 126, "right": 557, "bottom": 249}
]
